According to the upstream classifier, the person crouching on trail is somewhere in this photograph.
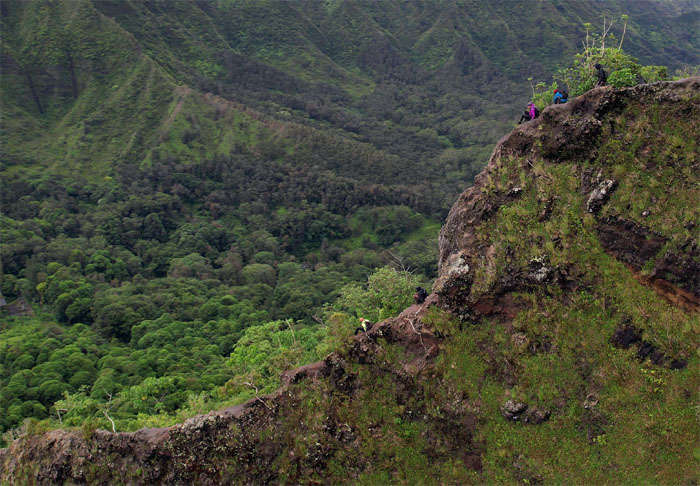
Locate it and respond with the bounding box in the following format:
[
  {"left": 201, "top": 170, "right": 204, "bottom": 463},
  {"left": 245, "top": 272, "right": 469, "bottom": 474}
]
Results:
[
  {"left": 518, "top": 102, "right": 539, "bottom": 124},
  {"left": 414, "top": 286, "right": 428, "bottom": 305},
  {"left": 354, "top": 318, "right": 373, "bottom": 335},
  {"left": 553, "top": 89, "right": 568, "bottom": 104}
]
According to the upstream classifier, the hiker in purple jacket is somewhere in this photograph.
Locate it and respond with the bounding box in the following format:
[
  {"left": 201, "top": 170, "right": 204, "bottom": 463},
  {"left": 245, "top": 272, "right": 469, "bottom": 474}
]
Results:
[{"left": 518, "top": 102, "right": 539, "bottom": 124}]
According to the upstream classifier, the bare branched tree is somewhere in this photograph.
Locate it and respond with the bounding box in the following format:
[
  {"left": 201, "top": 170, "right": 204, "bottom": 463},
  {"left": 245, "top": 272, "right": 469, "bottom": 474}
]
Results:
[
  {"left": 56, "top": 408, "right": 68, "bottom": 424},
  {"left": 600, "top": 15, "right": 615, "bottom": 56},
  {"left": 618, "top": 15, "right": 629, "bottom": 49},
  {"left": 244, "top": 381, "right": 273, "bottom": 411},
  {"left": 387, "top": 249, "right": 416, "bottom": 278},
  {"left": 102, "top": 387, "right": 116, "bottom": 433}
]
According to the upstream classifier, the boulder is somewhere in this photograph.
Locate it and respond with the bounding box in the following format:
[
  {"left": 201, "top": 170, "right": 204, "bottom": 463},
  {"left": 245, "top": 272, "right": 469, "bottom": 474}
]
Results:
[
  {"left": 586, "top": 179, "right": 617, "bottom": 213},
  {"left": 501, "top": 400, "right": 528, "bottom": 421}
]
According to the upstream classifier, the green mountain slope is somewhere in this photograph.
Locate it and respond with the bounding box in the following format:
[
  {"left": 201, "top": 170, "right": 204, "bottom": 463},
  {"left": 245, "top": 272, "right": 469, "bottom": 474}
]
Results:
[
  {"left": 1, "top": 0, "right": 167, "bottom": 174},
  {"left": 2, "top": 77, "right": 698, "bottom": 486},
  {"left": 4, "top": 0, "right": 698, "bottom": 179},
  {"left": 1, "top": 0, "right": 699, "bottom": 470}
]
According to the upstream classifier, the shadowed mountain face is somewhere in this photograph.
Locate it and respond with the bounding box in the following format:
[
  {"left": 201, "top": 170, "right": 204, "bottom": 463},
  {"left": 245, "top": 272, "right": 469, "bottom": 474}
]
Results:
[{"left": 3, "top": 78, "right": 698, "bottom": 486}]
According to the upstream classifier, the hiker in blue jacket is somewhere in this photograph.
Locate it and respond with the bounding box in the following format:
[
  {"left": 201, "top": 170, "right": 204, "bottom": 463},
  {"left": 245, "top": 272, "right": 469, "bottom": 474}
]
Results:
[{"left": 553, "top": 89, "right": 568, "bottom": 104}]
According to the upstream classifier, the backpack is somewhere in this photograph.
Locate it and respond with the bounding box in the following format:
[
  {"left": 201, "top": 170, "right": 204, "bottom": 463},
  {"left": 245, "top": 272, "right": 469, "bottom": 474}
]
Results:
[
  {"left": 560, "top": 89, "right": 569, "bottom": 100},
  {"left": 533, "top": 106, "right": 540, "bottom": 118}
]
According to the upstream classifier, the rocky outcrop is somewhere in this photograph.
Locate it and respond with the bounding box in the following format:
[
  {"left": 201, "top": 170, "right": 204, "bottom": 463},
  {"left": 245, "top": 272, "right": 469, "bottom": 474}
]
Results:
[
  {"left": 436, "top": 77, "right": 700, "bottom": 317},
  {"left": 596, "top": 216, "right": 699, "bottom": 311},
  {"left": 501, "top": 400, "right": 551, "bottom": 424},
  {"left": 610, "top": 324, "right": 687, "bottom": 369},
  {"left": 3, "top": 297, "right": 35, "bottom": 317},
  {"left": 586, "top": 179, "right": 617, "bottom": 213}
]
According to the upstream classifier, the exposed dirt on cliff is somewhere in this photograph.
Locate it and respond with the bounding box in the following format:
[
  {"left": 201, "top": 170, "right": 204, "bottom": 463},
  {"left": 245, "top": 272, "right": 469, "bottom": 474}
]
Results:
[
  {"left": 633, "top": 271, "right": 700, "bottom": 313},
  {"left": 596, "top": 216, "right": 699, "bottom": 310}
]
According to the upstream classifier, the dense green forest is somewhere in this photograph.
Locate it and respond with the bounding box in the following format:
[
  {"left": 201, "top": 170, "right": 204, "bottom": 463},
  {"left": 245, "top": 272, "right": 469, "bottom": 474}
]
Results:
[{"left": 1, "top": 0, "right": 698, "bottom": 444}]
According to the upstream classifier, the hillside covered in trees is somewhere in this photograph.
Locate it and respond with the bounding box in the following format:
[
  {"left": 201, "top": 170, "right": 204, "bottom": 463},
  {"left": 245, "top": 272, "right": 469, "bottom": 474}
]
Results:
[{"left": 1, "top": 0, "right": 699, "bottom": 475}]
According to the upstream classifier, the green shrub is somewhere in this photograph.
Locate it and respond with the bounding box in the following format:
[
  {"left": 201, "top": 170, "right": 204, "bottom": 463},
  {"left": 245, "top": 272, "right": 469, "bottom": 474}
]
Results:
[{"left": 608, "top": 68, "right": 638, "bottom": 87}]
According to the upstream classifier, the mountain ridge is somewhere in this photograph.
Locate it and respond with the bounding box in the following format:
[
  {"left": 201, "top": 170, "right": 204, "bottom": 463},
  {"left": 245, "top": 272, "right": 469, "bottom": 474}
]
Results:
[{"left": 3, "top": 78, "right": 698, "bottom": 485}]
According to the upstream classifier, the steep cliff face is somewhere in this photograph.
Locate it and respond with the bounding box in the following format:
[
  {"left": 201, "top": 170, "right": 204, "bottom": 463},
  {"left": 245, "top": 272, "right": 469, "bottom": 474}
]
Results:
[
  {"left": 2, "top": 79, "right": 699, "bottom": 485},
  {"left": 436, "top": 77, "right": 700, "bottom": 316}
]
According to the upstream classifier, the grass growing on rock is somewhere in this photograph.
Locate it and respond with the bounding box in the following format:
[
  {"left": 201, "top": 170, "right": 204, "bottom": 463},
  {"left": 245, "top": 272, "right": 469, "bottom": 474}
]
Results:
[
  {"left": 435, "top": 81, "right": 699, "bottom": 484},
  {"left": 429, "top": 289, "right": 698, "bottom": 484},
  {"left": 596, "top": 95, "right": 700, "bottom": 243}
]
